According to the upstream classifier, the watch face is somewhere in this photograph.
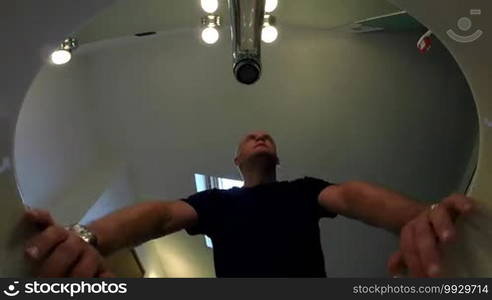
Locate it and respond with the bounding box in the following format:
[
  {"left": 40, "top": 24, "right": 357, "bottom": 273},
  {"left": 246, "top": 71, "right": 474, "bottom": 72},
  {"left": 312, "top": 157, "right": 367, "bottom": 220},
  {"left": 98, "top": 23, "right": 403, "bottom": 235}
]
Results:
[{"left": 70, "top": 224, "right": 97, "bottom": 246}]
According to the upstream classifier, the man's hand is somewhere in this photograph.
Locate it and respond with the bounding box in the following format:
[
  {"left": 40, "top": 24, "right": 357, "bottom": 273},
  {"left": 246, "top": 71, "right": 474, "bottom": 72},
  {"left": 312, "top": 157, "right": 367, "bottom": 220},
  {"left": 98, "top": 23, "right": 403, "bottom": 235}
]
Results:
[
  {"left": 24, "top": 208, "right": 113, "bottom": 278},
  {"left": 387, "top": 194, "right": 474, "bottom": 277}
]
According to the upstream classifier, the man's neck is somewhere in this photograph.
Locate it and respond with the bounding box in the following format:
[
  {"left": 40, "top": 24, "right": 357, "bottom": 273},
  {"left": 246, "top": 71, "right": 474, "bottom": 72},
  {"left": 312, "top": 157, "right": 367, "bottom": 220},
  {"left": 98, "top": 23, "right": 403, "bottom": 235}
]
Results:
[{"left": 241, "top": 163, "right": 277, "bottom": 188}]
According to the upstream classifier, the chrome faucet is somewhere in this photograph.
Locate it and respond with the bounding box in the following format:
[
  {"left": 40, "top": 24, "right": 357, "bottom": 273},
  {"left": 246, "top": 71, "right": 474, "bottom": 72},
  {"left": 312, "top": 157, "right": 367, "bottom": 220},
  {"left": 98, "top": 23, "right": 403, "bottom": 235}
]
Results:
[{"left": 228, "top": 0, "right": 265, "bottom": 85}]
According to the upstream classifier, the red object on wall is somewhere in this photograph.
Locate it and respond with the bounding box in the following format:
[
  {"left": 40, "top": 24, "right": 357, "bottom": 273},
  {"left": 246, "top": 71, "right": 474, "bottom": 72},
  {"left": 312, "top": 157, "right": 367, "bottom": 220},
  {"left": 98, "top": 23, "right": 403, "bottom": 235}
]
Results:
[{"left": 417, "top": 32, "right": 432, "bottom": 54}]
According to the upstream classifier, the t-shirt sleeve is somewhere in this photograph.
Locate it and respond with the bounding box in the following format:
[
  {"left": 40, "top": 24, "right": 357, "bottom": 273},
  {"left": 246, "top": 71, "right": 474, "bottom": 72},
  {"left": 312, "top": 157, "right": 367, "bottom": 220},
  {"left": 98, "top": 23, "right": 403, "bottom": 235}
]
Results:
[
  {"left": 180, "top": 189, "right": 222, "bottom": 236},
  {"left": 299, "top": 177, "right": 338, "bottom": 219}
]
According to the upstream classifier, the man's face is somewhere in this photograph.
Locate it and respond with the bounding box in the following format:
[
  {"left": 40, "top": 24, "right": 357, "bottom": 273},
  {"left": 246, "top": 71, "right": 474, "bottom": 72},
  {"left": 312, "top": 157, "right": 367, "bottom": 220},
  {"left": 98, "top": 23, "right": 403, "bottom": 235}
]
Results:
[{"left": 234, "top": 131, "right": 279, "bottom": 167}]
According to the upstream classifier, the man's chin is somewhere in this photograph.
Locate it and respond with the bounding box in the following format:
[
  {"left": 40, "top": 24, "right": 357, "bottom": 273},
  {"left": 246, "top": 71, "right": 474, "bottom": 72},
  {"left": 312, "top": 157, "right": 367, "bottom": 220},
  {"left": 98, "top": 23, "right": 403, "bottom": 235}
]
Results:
[{"left": 250, "top": 151, "right": 278, "bottom": 164}]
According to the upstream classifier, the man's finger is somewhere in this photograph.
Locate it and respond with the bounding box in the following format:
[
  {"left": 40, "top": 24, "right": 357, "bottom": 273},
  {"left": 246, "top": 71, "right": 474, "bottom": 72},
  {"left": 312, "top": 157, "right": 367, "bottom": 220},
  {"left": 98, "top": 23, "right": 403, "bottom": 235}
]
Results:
[
  {"left": 25, "top": 225, "right": 69, "bottom": 261},
  {"left": 429, "top": 205, "right": 456, "bottom": 243},
  {"left": 387, "top": 251, "right": 406, "bottom": 277},
  {"left": 442, "top": 194, "right": 474, "bottom": 217},
  {"left": 37, "top": 234, "right": 84, "bottom": 277},
  {"left": 414, "top": 218, "right": 441, "bottom": 277},
  {"left": 69, "top": 247, "right": 100, "bottom": 278},
  {"left": 24, "top": 209, "right": 54, "bottom": 229},
  {"left": 400, "top": 223, "right": 426, "bottom": 277}
]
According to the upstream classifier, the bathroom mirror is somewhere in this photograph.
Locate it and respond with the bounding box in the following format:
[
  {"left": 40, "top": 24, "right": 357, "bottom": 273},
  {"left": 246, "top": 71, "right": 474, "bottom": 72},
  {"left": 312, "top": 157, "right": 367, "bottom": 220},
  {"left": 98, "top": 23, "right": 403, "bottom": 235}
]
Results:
[{"left": 2, "top": 0, "right": 488, "bottom": 277}]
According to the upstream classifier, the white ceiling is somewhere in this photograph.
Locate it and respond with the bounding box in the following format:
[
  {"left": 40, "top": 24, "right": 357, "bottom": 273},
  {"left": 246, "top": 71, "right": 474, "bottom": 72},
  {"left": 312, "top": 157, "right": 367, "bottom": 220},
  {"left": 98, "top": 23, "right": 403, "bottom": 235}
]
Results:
[{"left": 76, "top": 0, "right": 400, "bottom": 43}]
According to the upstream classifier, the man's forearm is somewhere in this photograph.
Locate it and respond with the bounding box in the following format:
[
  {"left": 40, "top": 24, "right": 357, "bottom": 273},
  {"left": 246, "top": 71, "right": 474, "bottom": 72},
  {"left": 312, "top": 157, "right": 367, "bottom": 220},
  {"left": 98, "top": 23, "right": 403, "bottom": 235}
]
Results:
[
  {"left": 87, "top": 202, "right": 174, "bottom": 256},
  {"left": 340, "top": 182, "right": 427, "bottom": 233}
]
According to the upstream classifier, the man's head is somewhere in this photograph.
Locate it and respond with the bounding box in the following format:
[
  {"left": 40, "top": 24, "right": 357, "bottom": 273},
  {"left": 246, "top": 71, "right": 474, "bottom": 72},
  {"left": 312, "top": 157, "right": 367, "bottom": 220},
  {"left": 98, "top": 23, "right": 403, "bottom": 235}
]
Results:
[{"left": 234, "top": 131, "right": 279, "bottom": 172}]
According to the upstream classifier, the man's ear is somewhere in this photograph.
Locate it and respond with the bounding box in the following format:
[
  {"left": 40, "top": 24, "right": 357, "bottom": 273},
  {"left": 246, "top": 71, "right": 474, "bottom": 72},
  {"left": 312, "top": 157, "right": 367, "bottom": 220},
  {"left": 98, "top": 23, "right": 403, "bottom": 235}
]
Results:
[{"left": 234, "top": 156, "right": 239, "bottom": 166}]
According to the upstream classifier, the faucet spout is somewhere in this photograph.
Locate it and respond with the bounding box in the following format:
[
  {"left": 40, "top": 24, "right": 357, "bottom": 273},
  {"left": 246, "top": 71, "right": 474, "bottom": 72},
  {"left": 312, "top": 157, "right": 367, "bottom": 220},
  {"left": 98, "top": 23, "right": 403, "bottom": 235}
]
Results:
[{"left": 229, "top": 0, "right": 265, "bottom": 85}]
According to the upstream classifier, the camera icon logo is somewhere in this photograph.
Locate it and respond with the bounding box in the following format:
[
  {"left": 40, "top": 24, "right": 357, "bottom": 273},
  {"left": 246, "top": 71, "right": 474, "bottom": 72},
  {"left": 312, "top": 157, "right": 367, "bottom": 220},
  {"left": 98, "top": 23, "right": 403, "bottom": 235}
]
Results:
[
  {"left": 3, "top": 281, "right": 20, "bottom": 297},
  {"left": 447, "top": 9, "right": 483, "bottom": 43}
]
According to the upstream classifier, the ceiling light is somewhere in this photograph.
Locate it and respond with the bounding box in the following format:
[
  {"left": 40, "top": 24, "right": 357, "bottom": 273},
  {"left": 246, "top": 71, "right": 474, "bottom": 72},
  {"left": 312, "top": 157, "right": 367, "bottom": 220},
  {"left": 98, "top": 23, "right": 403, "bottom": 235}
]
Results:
[
  {"left": 265, "top": 0, "right": 278, "bottom": 13},
  {"left": 262, "top": 25, "right": 278, "bottom": 43},
  {"left": 201, "top": 0, "right": 219, "bottom": 14},
  {"left": 201, "top": 27, "right": 219, "bottom": 44},
  {"left": 51, "top": 50, "right": 72, "bottom": 65},
  {"left": 50, "top": 37, "right": 78, "bottom": 65}
]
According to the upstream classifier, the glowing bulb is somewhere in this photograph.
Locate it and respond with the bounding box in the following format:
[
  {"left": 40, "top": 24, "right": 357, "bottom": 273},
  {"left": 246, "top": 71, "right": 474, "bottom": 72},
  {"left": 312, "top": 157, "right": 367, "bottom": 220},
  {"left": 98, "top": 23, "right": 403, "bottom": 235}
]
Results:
[
  {"left": 265, "top": 0, "right": 278, "bottom": 13},
  {"left": 201, "top": 0, "right": 219, "bottom": 13},
  {"left": 262, "top": 25, "right": 278, "bottom": 43},
  {"left": 51, "top": 49, "right": 72, "bottom": 65},
  {"left": 201, "top": 27, "right": 219, "bottom": 44}
]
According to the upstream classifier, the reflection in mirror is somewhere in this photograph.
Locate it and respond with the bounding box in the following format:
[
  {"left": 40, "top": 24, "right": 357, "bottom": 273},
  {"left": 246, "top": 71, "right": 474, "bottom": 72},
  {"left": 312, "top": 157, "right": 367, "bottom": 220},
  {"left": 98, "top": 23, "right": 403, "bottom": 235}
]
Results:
[{"left": 14, "top": 0, "right": 480, "bottom": 277}]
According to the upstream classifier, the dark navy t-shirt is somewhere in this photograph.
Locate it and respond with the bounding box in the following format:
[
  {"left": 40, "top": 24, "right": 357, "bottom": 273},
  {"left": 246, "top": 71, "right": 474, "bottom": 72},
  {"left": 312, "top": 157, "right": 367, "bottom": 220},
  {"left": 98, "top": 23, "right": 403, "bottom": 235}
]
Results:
[{"left": 181, "top": 177, "right": 337, "bottom": 277}]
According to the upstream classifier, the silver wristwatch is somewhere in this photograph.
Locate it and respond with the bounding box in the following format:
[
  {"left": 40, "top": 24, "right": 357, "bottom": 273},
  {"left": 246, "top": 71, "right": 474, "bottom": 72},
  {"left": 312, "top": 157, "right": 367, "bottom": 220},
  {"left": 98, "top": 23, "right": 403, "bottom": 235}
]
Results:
[{"left": 66, "top": 224, "right": 98, "bottom": 247}]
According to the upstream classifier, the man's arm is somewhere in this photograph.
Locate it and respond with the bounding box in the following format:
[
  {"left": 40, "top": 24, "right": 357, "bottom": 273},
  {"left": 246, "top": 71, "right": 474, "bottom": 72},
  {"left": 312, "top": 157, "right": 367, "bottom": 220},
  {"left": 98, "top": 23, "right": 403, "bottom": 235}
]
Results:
[
  {"left": 318, "top": 181, "right": 426, "bottom": 233},
  {"left": 318, "top": 181, "right": 474, "bottom": 277},
  {"left": 88, "top": 200, "right": 198, "bottom": 255},
  {"left": 24, "top": 200, "right": 198, "bottom": 277}
]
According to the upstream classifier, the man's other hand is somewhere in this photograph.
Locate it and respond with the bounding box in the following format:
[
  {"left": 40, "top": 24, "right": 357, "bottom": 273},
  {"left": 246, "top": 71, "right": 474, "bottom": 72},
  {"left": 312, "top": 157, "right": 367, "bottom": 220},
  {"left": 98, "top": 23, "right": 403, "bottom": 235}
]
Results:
[
  {"left": 24, "top": 208, "right": 113, "bottom": 278},
  {"left": 387, "top": 194, "right": 474, "bottom": 277}
]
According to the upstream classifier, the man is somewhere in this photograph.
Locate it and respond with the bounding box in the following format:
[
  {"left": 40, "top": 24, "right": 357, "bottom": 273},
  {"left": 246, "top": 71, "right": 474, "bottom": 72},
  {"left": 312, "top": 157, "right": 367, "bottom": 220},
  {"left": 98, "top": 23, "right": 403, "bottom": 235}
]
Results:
[{"left": 24, "top": 131, "right": 474, "bottom": 277}]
